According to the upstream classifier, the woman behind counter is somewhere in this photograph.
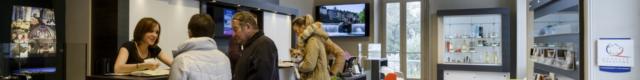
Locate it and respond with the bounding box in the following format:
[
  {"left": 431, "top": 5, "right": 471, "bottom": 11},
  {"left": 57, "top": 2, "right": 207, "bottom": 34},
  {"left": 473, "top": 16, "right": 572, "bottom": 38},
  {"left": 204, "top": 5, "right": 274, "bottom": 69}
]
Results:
[{"left": 114, "top": 18, "right": 173, "bottom": 73}]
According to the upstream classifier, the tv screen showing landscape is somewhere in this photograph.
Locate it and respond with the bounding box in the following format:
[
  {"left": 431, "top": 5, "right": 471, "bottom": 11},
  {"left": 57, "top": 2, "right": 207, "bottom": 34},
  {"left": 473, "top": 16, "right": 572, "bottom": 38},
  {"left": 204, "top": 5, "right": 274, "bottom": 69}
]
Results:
[{"left": 317, "top": 3, "right": 369, "bottom": 37}]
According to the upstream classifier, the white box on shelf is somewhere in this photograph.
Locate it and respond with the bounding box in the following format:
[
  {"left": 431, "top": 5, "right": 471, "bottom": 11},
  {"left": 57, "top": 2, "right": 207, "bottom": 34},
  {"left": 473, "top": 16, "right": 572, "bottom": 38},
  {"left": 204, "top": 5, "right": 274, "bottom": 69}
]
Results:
[{"left": 368, "top": 43, "right": 382, "bottom": 60}]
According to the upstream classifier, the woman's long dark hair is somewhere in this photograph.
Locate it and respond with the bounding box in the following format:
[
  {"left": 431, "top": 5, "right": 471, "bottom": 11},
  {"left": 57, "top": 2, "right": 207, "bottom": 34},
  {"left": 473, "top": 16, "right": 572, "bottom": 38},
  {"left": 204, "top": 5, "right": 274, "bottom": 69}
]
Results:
[{"left": 133, "top": 17, "right": 161, "bottom": 46}]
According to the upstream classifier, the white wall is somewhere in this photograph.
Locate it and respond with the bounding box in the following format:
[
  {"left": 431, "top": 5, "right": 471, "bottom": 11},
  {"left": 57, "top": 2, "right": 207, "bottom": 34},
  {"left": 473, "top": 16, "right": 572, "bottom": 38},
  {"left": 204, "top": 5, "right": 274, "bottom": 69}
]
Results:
[
  {"left": 129, "top": 0, "right": 200, "bottom": 54},
  {"left": 279, "top": 0, "right": 313, "bottom": 15},
  {"left": 263, "top": 12, "right": 292, "bottom": 61},
  {"left": 516, "top": 0, "right": 528, "bottom": 78},
  {"left": 586, "top": 0, "right": 640, "bottom": 80}
]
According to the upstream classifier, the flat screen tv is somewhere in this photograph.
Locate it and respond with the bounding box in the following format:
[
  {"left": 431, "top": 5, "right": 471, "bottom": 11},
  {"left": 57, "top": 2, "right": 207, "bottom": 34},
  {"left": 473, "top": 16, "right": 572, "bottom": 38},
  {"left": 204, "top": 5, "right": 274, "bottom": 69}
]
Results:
[
  {"left": 316, "top": 3, "right": 369, "bottom": 37},
  {"left": 208, "top": 6, "right": 237, "bottom": 38},
  {"left": 222, "top": 8, "right": 235, "bottom": 36},
  {"left": 10, "top": 5, "right": 57, "bottom": 58}
]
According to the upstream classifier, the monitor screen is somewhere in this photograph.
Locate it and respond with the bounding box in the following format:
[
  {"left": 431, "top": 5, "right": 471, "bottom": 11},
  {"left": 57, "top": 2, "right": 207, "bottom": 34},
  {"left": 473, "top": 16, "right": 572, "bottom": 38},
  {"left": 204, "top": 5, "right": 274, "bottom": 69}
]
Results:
[
  {"left": 317, "top": 3, "right": 369, "bottom": 37},
  {"left": 208, "top": 6, "right": 237, "bottom": 38},
  {"left": 10, "top": 6, "right": 57, "bottom": 58},
  {"left": 223, "top": 8, "right": 236, "bottom": 36}
]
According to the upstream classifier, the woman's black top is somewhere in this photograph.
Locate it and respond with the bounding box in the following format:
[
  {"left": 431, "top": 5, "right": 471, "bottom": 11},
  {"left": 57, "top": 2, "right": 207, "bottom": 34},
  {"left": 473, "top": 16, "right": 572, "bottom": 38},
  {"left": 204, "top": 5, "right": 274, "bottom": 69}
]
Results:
[{"left": 120, "top": 41, "right": 162, "bottom": 64}]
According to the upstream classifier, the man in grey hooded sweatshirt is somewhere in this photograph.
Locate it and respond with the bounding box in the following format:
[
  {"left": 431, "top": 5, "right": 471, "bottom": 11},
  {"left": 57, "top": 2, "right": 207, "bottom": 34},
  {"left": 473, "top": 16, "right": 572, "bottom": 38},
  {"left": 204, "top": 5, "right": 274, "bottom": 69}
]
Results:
[{"left": 169, "top": 14, "right": 231, "bottom": 80}]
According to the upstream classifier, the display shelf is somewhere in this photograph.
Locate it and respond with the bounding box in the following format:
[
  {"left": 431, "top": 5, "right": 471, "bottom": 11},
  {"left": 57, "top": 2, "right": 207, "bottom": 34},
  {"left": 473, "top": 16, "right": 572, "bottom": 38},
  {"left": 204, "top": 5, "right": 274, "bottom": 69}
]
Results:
[
  {"left": 444, "top": 51, "right": 486, "bottom": 54},
  {"left": 532, "top": 0, "right": 578, "bottom": 18},
  {"left": 439, "top": 63, "right": 501, "bottom": 66},
  {"left": 534, "top": 63, "right": 580, "bottom": 79},
  {"left": 437, "top": 64, "right": 505, "bottom": 72},
  {"left": 534, "top": 33, "right": 579, "bottom": 38},
  {"left": 531, "top": 0, "right": 582, "bottom": 79},
  {"left": 533, "top": 61, "right": 573, "bottom": 70},
  {"left": 443, "top": 45, "right": 500, "bottom": 48},
  {"left": 444, "top": 23, "right": 498, "bottom": 25},
  {"left": 532, "top": 28, "right": 580, "bottom": 80},
  {"left": 437, "top": 8, "right": 514, "bottom": 80},
  {"left": 444, "top": 37, "right": 500, "bottom": 40}
]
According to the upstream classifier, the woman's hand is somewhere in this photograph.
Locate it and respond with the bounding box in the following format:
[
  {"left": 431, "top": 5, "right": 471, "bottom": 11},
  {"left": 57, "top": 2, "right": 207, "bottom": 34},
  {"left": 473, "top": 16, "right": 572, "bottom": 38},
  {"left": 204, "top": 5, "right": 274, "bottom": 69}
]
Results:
[{"left": 140, "top": 62, "right": 160, "bottom": 70}]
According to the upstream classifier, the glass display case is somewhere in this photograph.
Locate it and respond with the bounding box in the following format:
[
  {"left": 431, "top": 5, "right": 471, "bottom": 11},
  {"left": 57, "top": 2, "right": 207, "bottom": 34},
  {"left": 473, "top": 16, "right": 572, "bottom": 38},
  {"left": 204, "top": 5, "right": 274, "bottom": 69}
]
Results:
[
  {"left": 441, "top": 14, "right": 502, "bottom": 65},
  {"left": 436, "top": 8, "right": 515, "bottom": 79},
  {"left": 530, "top": 0, "right": 582, "bottom": 79}
]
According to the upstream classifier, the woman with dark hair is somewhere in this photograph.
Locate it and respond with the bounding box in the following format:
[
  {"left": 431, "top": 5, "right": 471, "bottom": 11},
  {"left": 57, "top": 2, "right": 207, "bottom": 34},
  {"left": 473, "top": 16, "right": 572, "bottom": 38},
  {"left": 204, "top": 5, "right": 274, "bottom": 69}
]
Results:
[{"left": 114, "top": 17, "right": 173, "bottom": 73}]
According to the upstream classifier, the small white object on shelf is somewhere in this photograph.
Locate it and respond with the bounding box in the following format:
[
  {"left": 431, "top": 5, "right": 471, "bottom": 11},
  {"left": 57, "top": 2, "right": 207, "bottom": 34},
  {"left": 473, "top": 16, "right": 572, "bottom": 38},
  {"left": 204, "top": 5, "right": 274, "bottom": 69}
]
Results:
[{"left": 368, "top": 43, "right": 382, "bottom": 60}]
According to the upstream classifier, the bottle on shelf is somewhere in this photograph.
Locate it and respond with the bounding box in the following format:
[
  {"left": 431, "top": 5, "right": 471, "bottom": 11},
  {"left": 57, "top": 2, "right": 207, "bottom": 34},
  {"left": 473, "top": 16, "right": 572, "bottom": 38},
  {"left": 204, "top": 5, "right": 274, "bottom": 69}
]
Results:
[
  {"left": 461, "top": 40, "right": 470, "bottom": 53},
  {"left": 477, "top": 40, "right": 485, "bottom": 47},
  {"left": 469, "top": 41, "right": 476, "bottom": 52},
  {"left": 484, "top": 52, "right": 491, "bottom": 64},
  {"left": 492, "top": 47, "right": 500, "bottom": 64},
  {"left": 478, "top": 26, "right": 484, "bottom": 38},
  {"left": 564, "top": 43, "right": 576, "bottom": 70},
  {"left": 446, "top": 41, "right": 453, "bottom": 52}
]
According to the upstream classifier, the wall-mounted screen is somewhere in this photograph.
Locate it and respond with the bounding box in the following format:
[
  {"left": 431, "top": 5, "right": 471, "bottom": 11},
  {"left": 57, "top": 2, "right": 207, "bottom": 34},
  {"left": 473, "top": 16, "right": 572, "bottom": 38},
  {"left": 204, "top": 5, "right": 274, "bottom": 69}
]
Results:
[
  {"left": 222, "top": 8, "right": 236, "bottom": 36},
  {"left": 316, "top": 3, "right": 369, "bottom": 37},
  {"left": 209, "top": 5, "right": 238, "bottom": 38},
  {"left": 10, "top": 5, "right": 57, "bottom": 58}
]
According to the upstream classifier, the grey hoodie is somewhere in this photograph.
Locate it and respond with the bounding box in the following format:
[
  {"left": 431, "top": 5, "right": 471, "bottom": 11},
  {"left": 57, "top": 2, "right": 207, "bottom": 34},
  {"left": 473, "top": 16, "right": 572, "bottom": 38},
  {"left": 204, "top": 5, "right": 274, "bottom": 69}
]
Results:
[
  {"left": 169, "top": 37, "right": 231, "bottom": 80},
  {"left": 172, "top": 37, "right": 218, "bottom": 57}
]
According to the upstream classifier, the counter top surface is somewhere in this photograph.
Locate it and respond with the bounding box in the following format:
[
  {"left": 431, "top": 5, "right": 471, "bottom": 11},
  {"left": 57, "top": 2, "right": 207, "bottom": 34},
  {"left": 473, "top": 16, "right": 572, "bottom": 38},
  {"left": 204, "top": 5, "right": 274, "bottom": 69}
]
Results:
[{"left": 87, "top": 75, "right": 168, "bottom": 80}]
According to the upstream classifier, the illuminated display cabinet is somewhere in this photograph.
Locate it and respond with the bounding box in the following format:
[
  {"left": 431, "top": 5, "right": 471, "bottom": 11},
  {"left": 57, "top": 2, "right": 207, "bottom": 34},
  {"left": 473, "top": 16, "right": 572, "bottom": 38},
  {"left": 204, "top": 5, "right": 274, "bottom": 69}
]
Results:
[{"left": 436, "top": 8, "right": 516, "bottom": 79}]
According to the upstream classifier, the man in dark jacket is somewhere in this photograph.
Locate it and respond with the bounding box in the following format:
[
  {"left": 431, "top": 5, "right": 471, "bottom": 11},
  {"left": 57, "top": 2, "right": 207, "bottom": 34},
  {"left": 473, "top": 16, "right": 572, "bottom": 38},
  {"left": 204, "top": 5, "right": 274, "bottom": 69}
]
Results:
[
  {"left": 228, "top": 34, "right": 242, "bottom": 71},
  {"left": 231, "top": 11, "right": 279, "bottom": 80}
]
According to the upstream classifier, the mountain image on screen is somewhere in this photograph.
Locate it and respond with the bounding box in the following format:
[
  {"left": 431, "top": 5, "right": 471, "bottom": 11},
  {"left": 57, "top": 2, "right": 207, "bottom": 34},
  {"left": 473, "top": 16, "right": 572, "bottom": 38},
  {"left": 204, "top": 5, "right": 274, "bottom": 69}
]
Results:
[{"left": 318, "top": 4, "right": 367, "bottom": 37}]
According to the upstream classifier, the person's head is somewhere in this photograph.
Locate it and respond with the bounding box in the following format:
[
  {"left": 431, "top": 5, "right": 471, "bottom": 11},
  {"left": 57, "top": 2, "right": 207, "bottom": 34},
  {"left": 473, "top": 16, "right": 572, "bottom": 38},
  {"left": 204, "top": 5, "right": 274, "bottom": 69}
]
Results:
[
  {"left": 232, "top": 11, "right": 259, "bottom": 44},
  {"left": 133, "top": 17, "right": 161, "bottom": 46},
  {"left": 30, "top": 17, "right": 40, "bottom": 26},
  {"left": 188, "top": 14, "right": 215, "bottom": 38},
  {"left": 292, "top": 15, "right": 314, "bottom": 35}
]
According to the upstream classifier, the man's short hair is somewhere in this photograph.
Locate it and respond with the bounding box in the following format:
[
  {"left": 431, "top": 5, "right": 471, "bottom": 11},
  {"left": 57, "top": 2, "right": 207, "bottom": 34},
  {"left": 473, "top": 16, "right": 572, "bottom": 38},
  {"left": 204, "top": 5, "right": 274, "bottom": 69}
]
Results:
[
  {"left": 232, "top": 11, "right": 258, "bottom": 29},
  {"left": 188, "top": 14, "right": 215, "bottom": 37}
]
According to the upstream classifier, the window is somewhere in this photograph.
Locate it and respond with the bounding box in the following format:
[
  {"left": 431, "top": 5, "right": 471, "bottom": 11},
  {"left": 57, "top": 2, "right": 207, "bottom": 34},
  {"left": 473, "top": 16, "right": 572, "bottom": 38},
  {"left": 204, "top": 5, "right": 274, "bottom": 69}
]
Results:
[
  {"left": 406, "top": 1, "right": 421, "bottom": 79},
  {"left": 385, "top": 2, "right": 401, "bottom": 73},
  {"left": 385, "top": 1, "right": 421, "bottom": 79}
]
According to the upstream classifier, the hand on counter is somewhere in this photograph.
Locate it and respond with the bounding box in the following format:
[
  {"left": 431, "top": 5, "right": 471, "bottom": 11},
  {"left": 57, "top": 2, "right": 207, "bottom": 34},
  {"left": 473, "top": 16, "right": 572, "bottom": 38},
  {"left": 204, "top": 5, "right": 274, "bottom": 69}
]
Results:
[{"left": 140, "top": 62, "right": 160, "bottom": 70}]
